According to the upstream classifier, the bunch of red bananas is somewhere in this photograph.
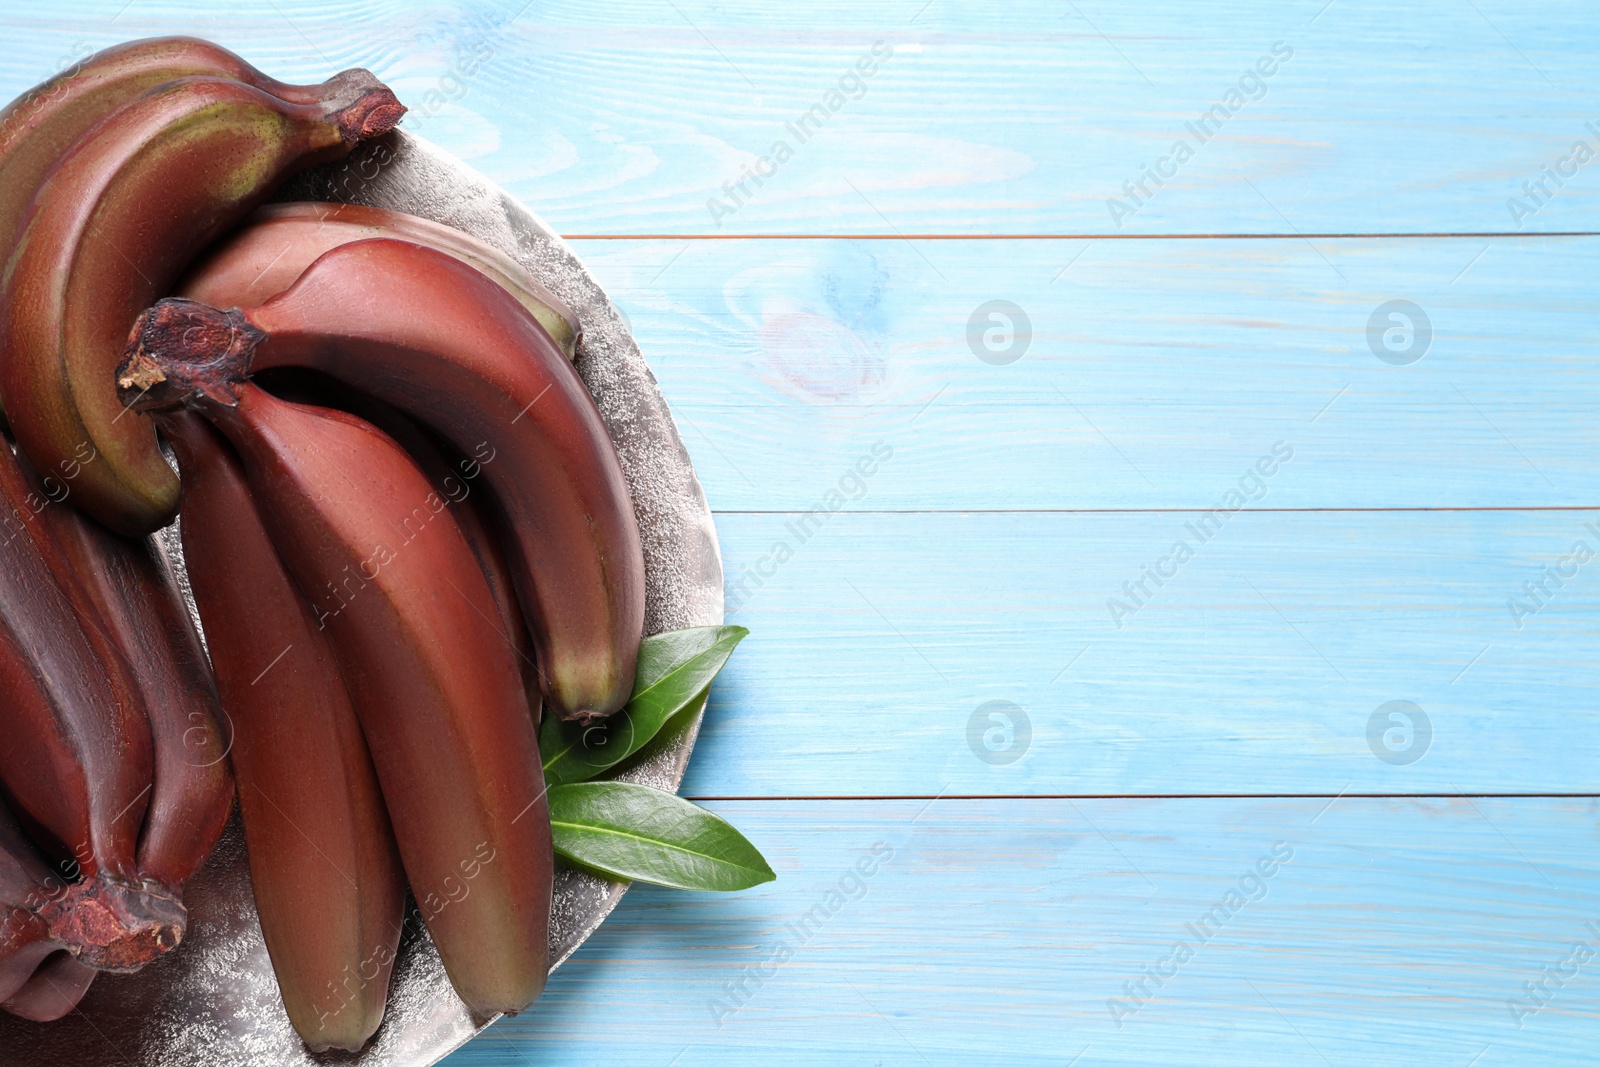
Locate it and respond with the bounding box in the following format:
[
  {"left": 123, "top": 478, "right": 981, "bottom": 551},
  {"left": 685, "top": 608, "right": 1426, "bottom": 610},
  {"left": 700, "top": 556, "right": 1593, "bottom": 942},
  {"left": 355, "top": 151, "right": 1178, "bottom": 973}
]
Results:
[{"left": 0, "top": 38, "right": 645, "bottom": 1052}]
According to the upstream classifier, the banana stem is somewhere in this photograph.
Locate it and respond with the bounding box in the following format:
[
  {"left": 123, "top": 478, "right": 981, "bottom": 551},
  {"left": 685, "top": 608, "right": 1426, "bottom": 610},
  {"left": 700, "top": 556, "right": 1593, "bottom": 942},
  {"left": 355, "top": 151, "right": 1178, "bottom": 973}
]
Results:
[
  {"left": 117, "top": 299, "right": 262, "bottom": 414},
  {"left": 35, "top": 877, "right": 185, "bottom": 973},
  {"left": 317, "top": 72, "right": 406, "bottom": 143}
]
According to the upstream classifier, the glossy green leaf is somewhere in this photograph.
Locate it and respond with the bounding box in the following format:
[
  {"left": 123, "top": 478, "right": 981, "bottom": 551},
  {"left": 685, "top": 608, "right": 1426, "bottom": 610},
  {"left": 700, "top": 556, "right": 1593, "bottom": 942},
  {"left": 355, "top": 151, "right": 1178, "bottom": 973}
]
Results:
[
  {"left": 541, "top": 625, "right": 748, "bottom": 786},
  {"left": 548, "top": 782, "right": 775, "bottom": 892}
]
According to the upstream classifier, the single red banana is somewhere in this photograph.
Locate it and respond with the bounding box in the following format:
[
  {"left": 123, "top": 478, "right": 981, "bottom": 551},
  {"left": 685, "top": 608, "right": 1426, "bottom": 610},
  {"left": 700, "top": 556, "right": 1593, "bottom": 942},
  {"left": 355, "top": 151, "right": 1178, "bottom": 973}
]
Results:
[
  {"left": 0, "top": 36, "right": 390, "bottom": 259},
  {"left": 0, "top": 918, "right": 59, "bottom": 1009},
  {"left": 375, "top": 417, "right": 541, "bottom": 703},
  {"left": 133, "top": 535, "right": 233, "bottom": 890},
  {"left": 178, "top": 201, "right": 581, "bottom": 359},
  {"left": 256, "top": 369, "right": 540, "bottom": 700},
  {"left": 1, "top": 73, "right": 404, "bottom": 534},
  {"left": 163, "top": 413, "right": 405, "bottom": 1051},
  {"left": 120, "top": 238, "right": 643, "bottom": 720}
]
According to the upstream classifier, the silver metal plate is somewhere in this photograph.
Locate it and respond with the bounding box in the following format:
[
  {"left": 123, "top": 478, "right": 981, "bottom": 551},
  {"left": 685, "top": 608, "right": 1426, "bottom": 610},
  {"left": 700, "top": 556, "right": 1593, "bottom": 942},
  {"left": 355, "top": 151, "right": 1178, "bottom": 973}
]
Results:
[{"left": 0, "top": 129, "right": 724, "bottom": 1066}]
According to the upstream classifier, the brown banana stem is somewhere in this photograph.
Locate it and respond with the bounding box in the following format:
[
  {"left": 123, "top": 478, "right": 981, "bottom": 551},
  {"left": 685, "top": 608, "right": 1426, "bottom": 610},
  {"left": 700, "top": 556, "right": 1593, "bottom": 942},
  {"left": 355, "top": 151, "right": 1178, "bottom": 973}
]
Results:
[{"left": 34, "top": 879, "right": 184, "bottom": 974}]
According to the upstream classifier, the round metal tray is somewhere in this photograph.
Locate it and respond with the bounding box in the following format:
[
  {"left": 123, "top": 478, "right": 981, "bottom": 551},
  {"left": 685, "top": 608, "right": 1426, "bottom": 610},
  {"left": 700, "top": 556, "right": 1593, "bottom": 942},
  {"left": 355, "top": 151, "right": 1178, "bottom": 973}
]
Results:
[{"left": 0, "top": 129, "right": 724, "bottom": 1066}]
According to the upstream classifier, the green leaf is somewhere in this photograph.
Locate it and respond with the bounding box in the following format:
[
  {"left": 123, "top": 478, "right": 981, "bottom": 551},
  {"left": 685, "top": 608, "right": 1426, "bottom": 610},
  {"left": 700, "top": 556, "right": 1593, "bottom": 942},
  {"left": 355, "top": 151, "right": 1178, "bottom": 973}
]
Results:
[
  {"left": 548, "top": 782, "right": 775, "bottom": 892},
  {"left": 541, "top": 625, "right": 748, "bottom": 786}
]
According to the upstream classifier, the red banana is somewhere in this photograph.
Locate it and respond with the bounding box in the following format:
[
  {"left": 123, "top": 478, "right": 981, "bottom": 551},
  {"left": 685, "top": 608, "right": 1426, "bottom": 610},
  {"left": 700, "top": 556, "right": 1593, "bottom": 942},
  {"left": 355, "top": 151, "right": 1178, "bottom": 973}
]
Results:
[
  {"left": 0, "top": 36, "right": 390, "bottom": 262},
  {"left": 0, "top": 799, "right": 69, "bottom": 1004},
  {"left": 121, "top": 238, "right": 644, "bottom": 721},
  {"left": 134, "top": 383, "right": 552, "bottom": 1016},
  {"left": 162, "top": 413, "right": 405, "bottom": 1051},
  {"left": 2, "top": 953, "right": 95, "bottom": 1022},
  {"left": 1, "top": 72, "right": 404, "bottom": 534},
  {"left": 17, "top": 458, "right": 232, "bottom": 893},
  {"left": 178, "top": 201, "right": 582, "bottom": 359},
  {"left": 0, "top": 442, "right": 181, "bottom": 972},
  {"left": 256, "top": 370, "right": 540, "bottom": 701}
]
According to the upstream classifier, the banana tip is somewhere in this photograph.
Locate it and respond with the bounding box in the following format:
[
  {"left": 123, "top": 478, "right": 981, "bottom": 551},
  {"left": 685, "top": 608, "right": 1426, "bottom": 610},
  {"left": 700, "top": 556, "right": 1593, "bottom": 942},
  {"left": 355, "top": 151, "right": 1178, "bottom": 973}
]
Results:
[{"left": 359, "top": 98, "right": 407, "bottom": 139}]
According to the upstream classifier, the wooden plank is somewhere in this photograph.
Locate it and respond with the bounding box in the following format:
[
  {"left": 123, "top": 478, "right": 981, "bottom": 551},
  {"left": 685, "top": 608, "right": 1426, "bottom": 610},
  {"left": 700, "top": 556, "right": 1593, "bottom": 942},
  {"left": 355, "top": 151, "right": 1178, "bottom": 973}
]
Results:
[
  {"left": 574, "top": 235, "right": 1600, "bottom": 511},
  {"left": 681, "top": 509, "right": 1600, "bottom": 797},
  {"left": 4, "top": 2, "right": 1599, "bottom": 234},
  {"left": 446, "top": 797, "right": 1600, "bottom": 1065}
]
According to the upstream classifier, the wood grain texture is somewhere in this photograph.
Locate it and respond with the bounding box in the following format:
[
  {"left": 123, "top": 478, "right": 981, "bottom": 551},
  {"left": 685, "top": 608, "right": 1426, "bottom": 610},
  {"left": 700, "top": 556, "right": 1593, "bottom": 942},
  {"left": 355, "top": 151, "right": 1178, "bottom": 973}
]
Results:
[
  {"left": 3, "top": 2, "right": 1598, "bottom": 235},
  {"left": 2, "top": 4, "right": 1595, "bottom": 1064},
  {"left": 446, "top": 798, "right": 1600, "bottom": 1066},
  {"left": 573, "top": 235, "right": 1600, "bottom": 511},
  {"left": 686, "top": 510, "right": 1600, "bottom": 797}
]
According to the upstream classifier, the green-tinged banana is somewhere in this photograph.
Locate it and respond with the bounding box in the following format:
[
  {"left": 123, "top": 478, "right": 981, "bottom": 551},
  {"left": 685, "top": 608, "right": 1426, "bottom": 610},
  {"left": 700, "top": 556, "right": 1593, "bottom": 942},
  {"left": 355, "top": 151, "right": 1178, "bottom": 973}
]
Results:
[
  {"left": 2, "top": 952, "right": 95, "bottom": 1022},
  {"left": 121, "top": 238, "right": 643, "bottom": 720},
  {"left": 1, "top": 72, "right": 404, "bottom": 535},
  {"left": 0, "top": 443, "right": 182, "bottom": 972},
  {"left": 162, "top": 413, "right": 404, "bottom": 1051},
  {"left": 140, "top": 383, "right": 551, "bottom": 1016},
  {"left": 179, "top": 201, "right": 581, "bottom": 359},
  {"left": 15, "top": 457, "right": 232, "bottom": 892},
  {"left": 0, "top": 36, "right": 391, "bottom": 265}
]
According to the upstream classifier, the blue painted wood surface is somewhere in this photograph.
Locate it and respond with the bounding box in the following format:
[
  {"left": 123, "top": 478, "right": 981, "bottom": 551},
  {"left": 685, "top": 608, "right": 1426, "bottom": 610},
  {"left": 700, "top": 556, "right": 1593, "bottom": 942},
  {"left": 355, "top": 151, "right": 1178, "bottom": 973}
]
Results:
[
  {"left": 6, "top": 2, "right": 1600, "bottom": 235},
  {"left": 689, "top": 509, "right": 1600, "bottom": 797},
  {"left": 3, "top": 2, "right": 1597, "bottom": 1063},
  {"left": 572, "top": 236, "right": 1600, "bottom": 510},
  {"left": 459, "top": 799, "right": 1600, "bottom": 1066}
]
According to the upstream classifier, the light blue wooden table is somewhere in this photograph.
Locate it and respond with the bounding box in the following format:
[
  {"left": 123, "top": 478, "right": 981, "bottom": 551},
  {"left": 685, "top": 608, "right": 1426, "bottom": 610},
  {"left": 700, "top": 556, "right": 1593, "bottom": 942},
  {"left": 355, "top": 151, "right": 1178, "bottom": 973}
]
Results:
[{"left": 9, "top": 2, "right": 1600, "bottom": 1063}]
